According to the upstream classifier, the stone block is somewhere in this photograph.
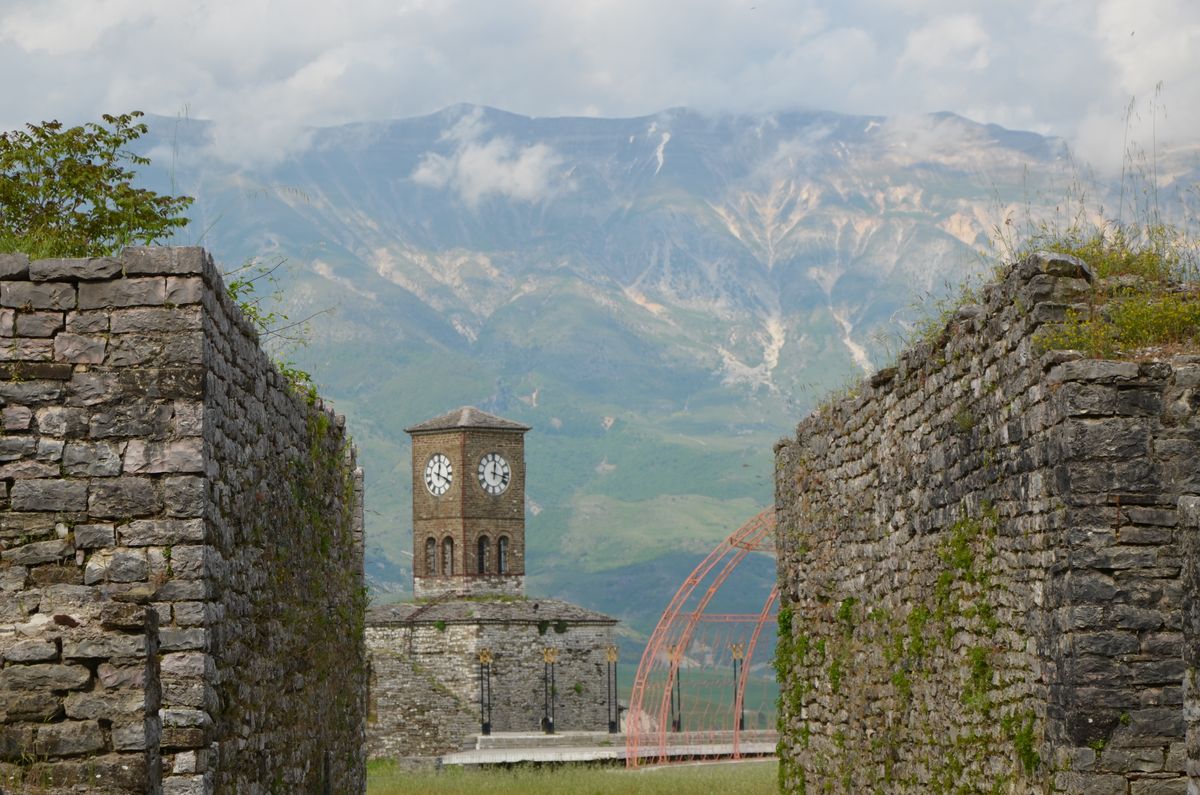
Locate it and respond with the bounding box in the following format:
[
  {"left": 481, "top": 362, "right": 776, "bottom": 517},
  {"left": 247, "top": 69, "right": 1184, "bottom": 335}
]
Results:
[
  {"left": 62, "top": 440, "right": 124, "bottom": 476},
  {"left": 164, "top": 476, "right": 206, "bottom": 518},
  {"left": 159, "top": 628, "right": 208, "bottom": 652},
  {"left": 154, "top": 579, "right": 208, "bottom": 600},
  {"left": 122, "top": 246, "right": 208, "bottom": 275},
  {"left": 172, "top": 602, "right": 207, "bottom": 626},
  {"left": 52, "top": 332, "right": 107, "bottom": 363},
  {"left": 166, "top": 545, "right": 208, "bottom": 579},
  {"left": 7, "top": 479, "right": 86, "bottom": 512},
  {"left": 99, "top": 602, "right": 150, "bottom": 630},
  {"left": 0, "top": 566, "right": 27, "bottom": 592},
  {"left": 97, "top": 662, "right": 144, "bottom": 690},
  {"left": 64, "top": 309, "right": 109, "bottom": 332},
  {"left": 111, "top": 305, "right": 202, "bottom": 333},
  {"left": 0, "top": 434, "right": 36, "bottom": 461},
  {"left": 67, "top": 371, "right": 119, "bottom": 406},
  {"left": 14, "top": 310, "right": 64, "bottom": 336},
  {"left": 0, "top": 337, "right": 53, "bottom": 361},
  {"left": 119, "top": 518, "right": 205, "bottom": 546},
  {"left": 31, "top": 565, "right": 83, "bottom": 586},
  {"left": 63, "top": 691, "right": 148, "bottom": 719},
  {"left": 0, "top": 253, "right": 30, "bottom": 279},
  {"left": 0, "top": 663, "right": 91, "bottom": 690},
  {"left": 167, "top": 276, "right": 204, "bottom": 305},
  {"left": 29, "top": 257, "right": 122, "bottom": 281},
  {"left": 0, "top": 281, "right": 76, "bottom": 310},
  {"left": 0, "top": 690, "right": 61, "bottom": 721},
  {"left": 160, "top": 651, "right": 211, "bottom": 678},
  {"left": 0, "top": 538, "right": 73, "bottom": 565},
  {"left": 1049, "top": 359, "right": 1140, "bottom": 383},
  {"left": 163, "top": 773, "right": 207, "bottom": 793},
  {"left": 35, "top": 406, "right": 88, "bottom": 437},
  {"left": 15, "top": 752, "right": 149, "bottom": 789},
  {"left": 32, "top": 720, "right": 104, "bottom": 757},
  {"left": 0, "top": 404, "right": 32, "bottom": 431},
  {"left": 161, "top": 726, "right": 207, "bottom": 750},
  {"left": 170, "top": 400, "right": 204, "bottom": 436},
  {"left": 88, "top": 477, "right": 163, "bottom": 518},
  {"left": 89, "top": 403, "right": 174, "bottom": 439},
  {"left": 0, "top": 307, "right": 10, "bottom": 335},
  {"left": 62, "top": 634, "right": 148, "bottom": 660},
  {"left": 35, "top": 437, "right": 64, "bottom": 462},
  {"left": 123, "top": 438, "right": 204, "bottom": 474},
  {"left": 1129, "top": 778, "right": 1186, "bottom": 794},
  {"left": 74, "top": 523, "right": 115, "bottom": 548},
  {"left": 84, "top": 549, "right": 149, "bottom": 584},
  {"left": 0, "top": 459, "right": 58, "bottom": 478},
  {"left": 78, "top": 277, "right": 166, "bottom": 309},
  {"left": 3, "top": 639, "right": 58, "bottom": 662},
  {"left": 112, "top": 720, "right": 152, "bottom": 750}
]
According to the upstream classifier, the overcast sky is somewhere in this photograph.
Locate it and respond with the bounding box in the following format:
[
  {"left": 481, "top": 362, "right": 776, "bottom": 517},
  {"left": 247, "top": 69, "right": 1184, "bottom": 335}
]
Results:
[{"left": 1, "top": 0, "right": 1197, "bottom": 170}]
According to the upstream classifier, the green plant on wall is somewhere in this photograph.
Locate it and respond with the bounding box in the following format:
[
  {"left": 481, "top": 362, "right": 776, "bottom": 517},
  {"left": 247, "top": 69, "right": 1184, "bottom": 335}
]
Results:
[
  {"left": 776, "top": 503, "right": 1041, "bottom": 792},
  {"left": 0, "top": 111, "right": 192, "bottom": 258},
  {"left": 1032, "top": 223, "right": 1200, "bottom": 357}
]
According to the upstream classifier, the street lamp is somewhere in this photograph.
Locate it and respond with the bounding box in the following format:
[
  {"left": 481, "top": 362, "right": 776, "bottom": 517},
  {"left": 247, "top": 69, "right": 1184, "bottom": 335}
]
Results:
[
  {"left": 478, "top": 648, "right": 494, "bottom": 736},
  {"left": 605, "top": 645, "right": 620, "bottom": 733},
  {"left": 729, "top": 642, "right": 745, "bottom": 731},
  {"left": 669, "top": 643, "right": 683, "bottom": 732},
  {"left": 542, "top": 647, "right": 559, "bottom": 734}
]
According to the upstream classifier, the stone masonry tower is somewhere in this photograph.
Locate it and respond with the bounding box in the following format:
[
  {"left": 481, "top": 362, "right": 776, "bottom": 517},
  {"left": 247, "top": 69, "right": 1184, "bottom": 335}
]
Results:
[{"left": 406, "top": 406, "right": 530, "bottom": 598}]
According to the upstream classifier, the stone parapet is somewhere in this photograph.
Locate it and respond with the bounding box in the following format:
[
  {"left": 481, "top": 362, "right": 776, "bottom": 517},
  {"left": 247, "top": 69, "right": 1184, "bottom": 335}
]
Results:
[
  {"left": 0, "top": 248, "right": 366, "bottom": 793},
  {"left": 774, "top": 252, "right": 1196, "bottom": 793}
]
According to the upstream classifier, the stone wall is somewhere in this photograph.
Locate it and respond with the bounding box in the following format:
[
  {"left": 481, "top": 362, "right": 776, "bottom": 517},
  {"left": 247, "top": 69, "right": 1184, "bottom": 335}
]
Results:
[
  {"left": 0, "top": 248, "right": 366, "bottom": 793},
  {"left": 774, "top": 252, "right": 1198, "bottom": 794},
  {"left": 366, "top": 598, "right": 616, "bottom": 759}
]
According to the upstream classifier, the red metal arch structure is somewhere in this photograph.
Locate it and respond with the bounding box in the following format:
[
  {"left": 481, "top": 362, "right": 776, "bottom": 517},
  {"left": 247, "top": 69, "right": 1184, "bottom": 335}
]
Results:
[{"left": 626, "top": 508, "right": 778, "bottom": 766}]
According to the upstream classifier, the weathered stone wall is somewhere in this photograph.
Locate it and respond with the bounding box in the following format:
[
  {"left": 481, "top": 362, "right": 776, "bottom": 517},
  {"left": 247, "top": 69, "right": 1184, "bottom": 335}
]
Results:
[
  {"left": 774, "top": 252, "right": 1197, "bottom": 794},
  {"left": 0, "top": 248, "right": 366, "bottom": 793},
  {"left": 366, "top": 598, "right": 616, "bottom": 758}
]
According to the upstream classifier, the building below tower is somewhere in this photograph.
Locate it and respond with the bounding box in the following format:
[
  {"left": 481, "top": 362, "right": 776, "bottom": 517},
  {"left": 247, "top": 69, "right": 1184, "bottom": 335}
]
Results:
[{"left": 365, "top": 407, "right": 620, "bottom": 759}]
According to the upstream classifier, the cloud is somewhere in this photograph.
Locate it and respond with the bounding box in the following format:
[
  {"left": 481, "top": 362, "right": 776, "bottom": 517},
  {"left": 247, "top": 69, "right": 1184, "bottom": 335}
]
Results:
[
  {"left": 899, "top": 14, "right": 989, "bottom": 71},
  {"left": 0, "top": 0, "right": 1197, "bottom": 173},
  {"left": 412, "top": 109, "right": 572, "bottom": 206}
]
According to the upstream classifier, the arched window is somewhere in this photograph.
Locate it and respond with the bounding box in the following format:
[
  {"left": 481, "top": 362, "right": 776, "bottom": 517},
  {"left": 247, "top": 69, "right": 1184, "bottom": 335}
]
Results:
[
  {"left": 477, "top": 535, "right": 491, "bottom": 575},
  {"left": 424, "top": 537, "right": 436, "bottom": 577},
  {"left": 497, "top": 536, "right": 509, "bottom": 575},
  {"left": 442, "top": 537, "right": 454, "bottom": 576}
]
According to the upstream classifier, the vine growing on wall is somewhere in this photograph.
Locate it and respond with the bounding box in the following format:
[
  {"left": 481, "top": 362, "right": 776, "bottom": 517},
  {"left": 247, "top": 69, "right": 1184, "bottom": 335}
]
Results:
[{"left": 776, "top": 503, "right": 1043, "bottom": 793}]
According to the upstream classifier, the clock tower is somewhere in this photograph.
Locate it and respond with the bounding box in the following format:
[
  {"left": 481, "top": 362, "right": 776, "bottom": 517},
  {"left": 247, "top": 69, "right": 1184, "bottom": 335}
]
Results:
[{"left": 405, "top": 406, "right": 530, "bottom": 599}]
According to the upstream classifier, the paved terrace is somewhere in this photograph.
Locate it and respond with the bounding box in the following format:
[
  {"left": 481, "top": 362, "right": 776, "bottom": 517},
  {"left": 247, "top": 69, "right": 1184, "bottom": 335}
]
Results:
[{"left": 440, "top": 730, "right": 778, "bottom": 766}]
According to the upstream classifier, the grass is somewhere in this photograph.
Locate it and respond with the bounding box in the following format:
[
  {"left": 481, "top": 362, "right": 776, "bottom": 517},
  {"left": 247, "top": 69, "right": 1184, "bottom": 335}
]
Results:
[
  {"left": 1032, "top": 224, "right": 1200, "bottom": 357},
  {"left": 366, "top": 759, "right": 777, "bottom": 795}
]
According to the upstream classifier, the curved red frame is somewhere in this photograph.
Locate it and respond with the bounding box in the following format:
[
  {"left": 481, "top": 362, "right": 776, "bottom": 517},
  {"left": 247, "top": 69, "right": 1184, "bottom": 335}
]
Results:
[{"left": 626, "top": 508, "right": 777, "bottom": 766}]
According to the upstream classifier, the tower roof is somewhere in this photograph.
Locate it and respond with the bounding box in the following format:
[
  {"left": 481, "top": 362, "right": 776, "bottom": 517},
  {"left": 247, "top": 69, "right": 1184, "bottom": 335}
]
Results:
[{"left": 404, "top": 406, "right": 531, "bottom": 435}]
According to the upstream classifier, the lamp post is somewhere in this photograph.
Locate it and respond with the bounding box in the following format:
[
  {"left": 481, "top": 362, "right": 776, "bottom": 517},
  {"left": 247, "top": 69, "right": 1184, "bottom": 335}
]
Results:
[
  {"left": 542, "top": 647, "right": 559, "bottom": 734},
  {"left": 669, "top": 643, "right": 682, "bottom": 732},
  {"left": 729, "top": 642, "right": 745, "bottom": 731},
  {"left": 478, "top": 648, "right": 494, "bottom": 736},
  {"left": 606, "top": 645, "right": 620, "bottom": 733}
]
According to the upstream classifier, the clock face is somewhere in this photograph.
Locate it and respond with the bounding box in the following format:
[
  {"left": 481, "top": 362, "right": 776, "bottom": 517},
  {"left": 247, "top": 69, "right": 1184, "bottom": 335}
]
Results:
[
  {"left": 424, "top": 453, "right": 453, "bottom": 496},
  {"left": 477, "top": 452, "right": 511, "bottom": 495}
]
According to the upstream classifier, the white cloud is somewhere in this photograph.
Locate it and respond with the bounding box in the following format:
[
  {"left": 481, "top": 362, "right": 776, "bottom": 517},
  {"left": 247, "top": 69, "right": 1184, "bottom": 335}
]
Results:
[
  {"left": 899, "top": 14, "right": 989, "bottom": 71},
  {"left": 0, "top": 0, "right": 1196, "bottom": 173},
  {"left": 412, "top": 108, "right": 572, "bottom": 206}
]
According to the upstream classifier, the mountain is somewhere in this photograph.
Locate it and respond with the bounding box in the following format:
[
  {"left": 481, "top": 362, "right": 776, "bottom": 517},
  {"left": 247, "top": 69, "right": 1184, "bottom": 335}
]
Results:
[{"left": 133, "top": 104, "right": 1101, "bottom": 639}]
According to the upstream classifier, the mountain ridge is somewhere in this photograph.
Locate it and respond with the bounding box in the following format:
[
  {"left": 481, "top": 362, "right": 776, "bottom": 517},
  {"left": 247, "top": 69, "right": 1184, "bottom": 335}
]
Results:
[{"left": 132, "top": 104, "right": 1138, "bottom": 638}]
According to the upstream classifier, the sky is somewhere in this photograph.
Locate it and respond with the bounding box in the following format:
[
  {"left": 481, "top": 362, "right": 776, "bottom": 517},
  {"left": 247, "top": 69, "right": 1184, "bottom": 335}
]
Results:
[{"left": 1, "top": 0, "right": 1197, "bottom": 171}]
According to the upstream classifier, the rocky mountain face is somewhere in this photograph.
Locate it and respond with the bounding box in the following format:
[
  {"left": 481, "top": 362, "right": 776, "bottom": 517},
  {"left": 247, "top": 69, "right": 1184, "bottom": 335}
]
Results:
[{"left": 139, "top": 104, "right": 1082, "bottom": 637}]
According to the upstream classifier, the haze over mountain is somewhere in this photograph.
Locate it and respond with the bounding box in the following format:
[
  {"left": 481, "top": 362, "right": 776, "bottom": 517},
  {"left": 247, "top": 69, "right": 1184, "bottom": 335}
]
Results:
[{"left": 133, "top": 104, "right": 1194, "bottom": 638}]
